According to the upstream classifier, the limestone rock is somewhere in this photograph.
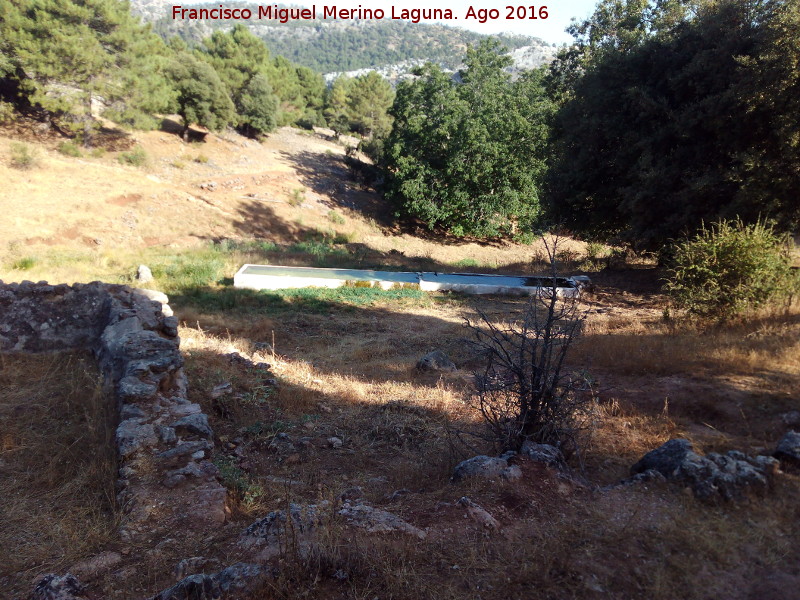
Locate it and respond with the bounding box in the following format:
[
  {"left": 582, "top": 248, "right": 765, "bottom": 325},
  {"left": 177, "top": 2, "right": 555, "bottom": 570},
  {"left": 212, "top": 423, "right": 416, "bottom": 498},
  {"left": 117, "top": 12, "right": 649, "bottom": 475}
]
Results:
[
  {"left": 135, "top": 288, "right": 168, "bottom": 304},
  {"left": 158, "top": 440, "right": 213, "bottom": 463},
  {"left": 416, "top": 350, "right": 456, "bottom": 372},
  {"left": 31, "top": 574, "right": 88, "bottom": 600},
  {"left": 137, "top": 264, "right": 154, "bottom": 283},
  {"left": 118, "top": 375, "right": 158, "bottom": 403},
  {"left": 520, "top": 441, "right": 566, "bottom": 469},
  {"left": 452, "top": 455, "right": 517, "bottom": 482},
  {"left": 781, "top": 411, "right": 800, "bottom": 427},
  {"left": 337, "top": 502, "right": 426, "bottom": 538},
  {"left": 457, "top": 496, "right": 501, "bottom": 530},
  {"left": 171, "top": 413, "right": 214, "bottom": 440},
  {"left": 501, "top": 464, "right": 523, "bottom": 481},
  {"left": 147, "top": 574, "right": 218, "bottom": 600},
  {"left": 630, "top": 439, "right": 778, "bottom": 500},
  {"left": 173, "top": 557, "right": 221, "bottom": 581},
  {"left": 774, "top": 430, "right": 800, "bottom": 466},
  {"left": 631, "top": 438, "right": 692, "bottom": 476},
  {"left": 116, "top": 418, "right": 158, "bottom": 458},
  {"left": 215, "top": 563, "right": 266, "bottom": 592},
  {"left": 239, "top": 503, "right": 327, "bottom": 556}
]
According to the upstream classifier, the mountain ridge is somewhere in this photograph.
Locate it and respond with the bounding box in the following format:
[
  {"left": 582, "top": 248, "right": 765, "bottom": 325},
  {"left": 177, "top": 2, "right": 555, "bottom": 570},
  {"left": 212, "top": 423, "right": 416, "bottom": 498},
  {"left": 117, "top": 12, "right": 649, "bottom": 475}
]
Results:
[{"left": 131, "top": 0, "right": 559, "bottom": 74}]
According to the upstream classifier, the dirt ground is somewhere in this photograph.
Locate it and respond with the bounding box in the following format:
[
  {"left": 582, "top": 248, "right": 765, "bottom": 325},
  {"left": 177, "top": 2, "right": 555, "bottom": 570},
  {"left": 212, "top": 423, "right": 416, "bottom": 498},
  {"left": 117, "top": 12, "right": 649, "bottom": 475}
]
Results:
[{"left": 1, "top": 121, "right": 799, "bottom": 600}]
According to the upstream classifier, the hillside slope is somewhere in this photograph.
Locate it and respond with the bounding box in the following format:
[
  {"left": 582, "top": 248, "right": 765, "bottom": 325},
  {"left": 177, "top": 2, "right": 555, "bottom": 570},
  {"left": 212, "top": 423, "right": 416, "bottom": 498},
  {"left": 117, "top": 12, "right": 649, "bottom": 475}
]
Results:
[
  {"left": 1, "top": 122, "right": 579, "bottom": 284},
  {"left": 133, "top": 0, "right": 556, "bottom": 73}
]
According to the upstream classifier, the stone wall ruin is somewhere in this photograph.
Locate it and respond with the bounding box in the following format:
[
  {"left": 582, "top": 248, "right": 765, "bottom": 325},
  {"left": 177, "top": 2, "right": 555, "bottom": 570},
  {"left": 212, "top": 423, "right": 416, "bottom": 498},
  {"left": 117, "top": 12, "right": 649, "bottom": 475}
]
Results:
[{"left": 0, "top": 280, "right": 228, "bottom": 541}]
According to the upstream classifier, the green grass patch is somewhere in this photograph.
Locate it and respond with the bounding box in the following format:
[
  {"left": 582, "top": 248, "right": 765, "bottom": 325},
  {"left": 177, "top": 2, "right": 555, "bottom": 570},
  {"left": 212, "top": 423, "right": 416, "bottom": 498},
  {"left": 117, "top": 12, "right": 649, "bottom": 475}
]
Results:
[
  {"left": 117, "top": 146, "right": 147, "bottom": 167},
  {"left": 173, "top": 285, "right": 427, "bottom": 315},
  {"left": 452, "top": 258, "right": 480, "bottom": 269},
  {"left": 212, "top": 455, "right": 264, "bottom": 508},
  {"left": 218, "top": 239, "right": 280, "bottom": 254},
  {"left": 146, "top": 248, "right": 228, "bottom": 294},
  {"left": 327, "top": 210, "right": 346, "bottom": 225},
  {"left": 57, "top": 141, "right": 82, "bottom": 158},
  {"left": 11, "top": 256, "right": 37, "bottom": 270}
]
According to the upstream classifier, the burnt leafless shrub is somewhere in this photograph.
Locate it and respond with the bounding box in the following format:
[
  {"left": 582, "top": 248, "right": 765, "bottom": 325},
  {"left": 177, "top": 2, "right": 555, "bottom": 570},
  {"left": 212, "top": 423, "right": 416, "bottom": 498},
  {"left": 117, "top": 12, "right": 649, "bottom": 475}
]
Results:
[{"left": 464, "top": 240, "right": 595, "bottom": 462}]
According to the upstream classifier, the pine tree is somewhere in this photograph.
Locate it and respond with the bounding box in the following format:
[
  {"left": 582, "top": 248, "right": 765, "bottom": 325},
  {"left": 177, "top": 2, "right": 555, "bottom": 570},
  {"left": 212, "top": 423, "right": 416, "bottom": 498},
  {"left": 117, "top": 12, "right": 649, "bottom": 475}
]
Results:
[
  {"left": 168, "top": 52, "right": 235, "bottom": 139},
  {"left": 324, "top": 75, "right": 354, "bottom": 138},
  {"left": 0, "top": 0, "right": 172, "bottom": 143},
  {"left": 347, "top": 71, "right": 394, "bottom": 138}
]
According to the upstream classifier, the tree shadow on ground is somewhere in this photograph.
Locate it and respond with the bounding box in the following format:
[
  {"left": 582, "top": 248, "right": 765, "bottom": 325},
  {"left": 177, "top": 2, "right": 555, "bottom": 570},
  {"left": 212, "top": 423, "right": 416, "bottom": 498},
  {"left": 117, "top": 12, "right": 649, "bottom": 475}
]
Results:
[
  {"left": 278, "top": 149, "right": 395, "bottom": 227},
  {"left": 159, "top": 117, "right": 208, "bottom": 142},
  {"left": 172, "top": 284, "right": 798, "bottom": 446},
  {"left": 227, "top": 198, "right": 322, "bottom": 242}
]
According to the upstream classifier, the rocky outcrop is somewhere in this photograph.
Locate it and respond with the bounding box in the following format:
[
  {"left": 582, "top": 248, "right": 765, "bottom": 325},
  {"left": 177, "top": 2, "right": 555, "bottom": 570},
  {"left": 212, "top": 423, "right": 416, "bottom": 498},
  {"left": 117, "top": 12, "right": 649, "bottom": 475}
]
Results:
[
  {"left": 0, "top": 281, "right": 227, "bottom": 542},
  {"left": 240, "top": 501, "right": 425, "bottom": 560},
  {"left": 451, "top": 453, "right": 530, "bottom": 482},
  {"left": 31, "top": 574, "right": 89, "bottom": 600},
  {"left": 36, "top": 562, "right": 267, "bottom": 600},
  {"left": 146, "top": 562, "right": 266, "bottom": 600},
  {"left": 452, "top": 455, "right": 514, "bottom": 482},
  {"left": 338, "top": 502, "right": 426, "bottom": 538},
  {"left": 629, "top": 438, "right": 779, "bottom": 500},
  {"left": 239, "top": 503, "right": 327, "bottom": 558}
]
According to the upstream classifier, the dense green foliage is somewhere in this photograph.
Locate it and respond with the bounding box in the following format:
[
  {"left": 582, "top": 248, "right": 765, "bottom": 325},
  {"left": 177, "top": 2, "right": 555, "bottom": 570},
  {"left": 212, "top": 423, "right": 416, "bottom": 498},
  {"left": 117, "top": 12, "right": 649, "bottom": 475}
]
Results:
[
  {"left": 324, "top": 72, "right": 394, "bottom": 139},
  {"left": 0, "top": 1, "right": 327, "bottom": 141},
  {"left": 239, "top": 74, "right": 278, "bottom": 137},
  {"left": 547, "top": 0, "right": 800, "bottom": 248},
  {"left": 167, "top": 53, "right": 235, "bottom": 136},
  {"left": 0, "top": 0, "right": 174, "bottom": 142},
  {"left": 384, "top": 40, "right": 554, "bottom": 238},
  {"left": 665, "top": 219, "right": 798, "bottom": 320}
]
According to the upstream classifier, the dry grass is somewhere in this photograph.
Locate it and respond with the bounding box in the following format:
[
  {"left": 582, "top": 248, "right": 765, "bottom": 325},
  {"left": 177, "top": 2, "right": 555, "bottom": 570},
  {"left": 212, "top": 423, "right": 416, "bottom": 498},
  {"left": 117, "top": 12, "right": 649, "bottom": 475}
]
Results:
[
  {"left": 165, "top": 286, "right": 800, "bottom": 599},
  {"left": 0, "top": 352, "right": 117, "bottom": 597},
  {"left": 2, "top": 121, "right": 799, "bottom": 599}
]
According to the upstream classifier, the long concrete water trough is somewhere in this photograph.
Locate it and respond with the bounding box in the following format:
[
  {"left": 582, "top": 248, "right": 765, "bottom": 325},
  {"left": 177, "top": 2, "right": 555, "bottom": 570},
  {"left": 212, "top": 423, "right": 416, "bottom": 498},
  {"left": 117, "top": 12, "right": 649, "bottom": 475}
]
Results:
[{"left": 233, "top": 264, "right": 590, "bottom": 297}]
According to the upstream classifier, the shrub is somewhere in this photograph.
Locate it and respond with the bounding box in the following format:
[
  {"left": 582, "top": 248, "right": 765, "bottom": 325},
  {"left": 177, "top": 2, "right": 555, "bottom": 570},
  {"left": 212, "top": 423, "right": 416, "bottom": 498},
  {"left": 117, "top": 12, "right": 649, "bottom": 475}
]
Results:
[
  {"left": 665, "top": 218, "right": 797, "bottom": 320},
  {"left": 12, "top": 256, "right": 37, "bottom": 270},
  {"left": 57, "top": 141, "right": 82, "bottom": 157},
  {"left": 194, "top": 154, "right": 209, "bottom": 164},
  {"left": 327, "top": 210, "right": 345, "bottom": 225},
  {"left": 288, "top": 188, "right": 305, "bottom": 207},
  {"left": 0, "top": 100, "right": 16, "bottom": 124},
  {"left": 117, "top": 146, "right": 147, "bottom": 167},
  {"left": 585, "top": 242, "right": 605, "bottom": 260},
  {"left": 464, "top": 238, "right": 593, "bottom": 459},
  {"left": 9, "top": 142, "right": 38, "bottom": 169}
]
